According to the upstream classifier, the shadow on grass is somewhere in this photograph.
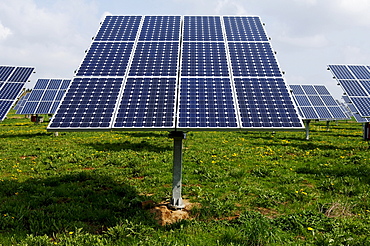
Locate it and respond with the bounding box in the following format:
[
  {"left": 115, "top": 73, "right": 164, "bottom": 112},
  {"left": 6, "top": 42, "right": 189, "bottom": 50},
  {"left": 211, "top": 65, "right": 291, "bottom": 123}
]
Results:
[
  {"left": 0, "top": 132, "right": 51, "bottom": 139},
  {"left": 86, "top": 140, "right": 173, "bottom": 153},
  {"left": 0, "top": 171, "right": 156, "bottom": 236}
]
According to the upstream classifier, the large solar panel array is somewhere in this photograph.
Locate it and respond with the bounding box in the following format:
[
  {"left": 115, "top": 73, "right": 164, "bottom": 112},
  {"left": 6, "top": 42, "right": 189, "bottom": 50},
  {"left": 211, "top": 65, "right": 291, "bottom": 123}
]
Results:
[
  {"left": 290, "top": 84, "right": 349, "bottom": 120},
  {"left": 17, "top": 79, "right": 71, "bottom": 115},
  {"left": 48, "top": 15, "right": 304, "bottom": 131},
  {"left": 0, "top": 66, "right": 35, "bottom": 121},
  {"left": 328, "top": 65, "right": 370, "bottom": 118}
]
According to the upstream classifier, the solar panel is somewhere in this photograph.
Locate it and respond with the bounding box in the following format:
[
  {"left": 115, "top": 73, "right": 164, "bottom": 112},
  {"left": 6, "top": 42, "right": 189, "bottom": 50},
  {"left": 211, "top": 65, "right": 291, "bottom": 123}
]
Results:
[
  {"left": 290, "top": 84, "right": 349, "bottom": 120},
  {"left": 328, "top": 64, "right": 370, "bottom": 117},
  {"left": 48, "top": 15, "right": 303, "bottom": 131},
  {"left": 0, "top": 65, "right": 35, "bottom": 121},
  {"left": 18, "top": 79, "right": 71, "bottom": 115}
]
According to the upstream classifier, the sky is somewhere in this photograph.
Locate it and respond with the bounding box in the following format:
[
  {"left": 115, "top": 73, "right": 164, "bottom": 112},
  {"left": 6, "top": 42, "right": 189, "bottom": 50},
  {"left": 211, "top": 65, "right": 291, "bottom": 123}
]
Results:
[{"left": 1, "top": 0, "right": 370, "bottom": 99}]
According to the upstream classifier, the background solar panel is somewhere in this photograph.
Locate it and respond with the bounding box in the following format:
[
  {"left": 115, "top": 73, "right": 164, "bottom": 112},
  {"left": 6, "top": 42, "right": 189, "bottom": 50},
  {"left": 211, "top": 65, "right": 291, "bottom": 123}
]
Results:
[
  {"left": 342, "top": 95, "right": 370, "bottom": 123},
  {"left": 290, "top": 84, "right": 348, "bottom": 120},
  {"left": 48, "top": 15, "right": 304, "bottom": 131},
  {"left": 0, "top": 66, "right": 34, "bottom": 121},
  {"left": 328, "top": 64, "right": 370, "bottom": 117},
  {"left": 18, "top": 79, "right": 71, "bottom": 115}
]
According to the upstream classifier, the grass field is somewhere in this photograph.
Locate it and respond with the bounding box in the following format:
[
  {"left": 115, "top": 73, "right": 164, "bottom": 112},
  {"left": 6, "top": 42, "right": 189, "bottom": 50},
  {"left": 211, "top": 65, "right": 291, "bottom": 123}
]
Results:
[{"left": 0, "top": 111, "right": 369, "bottom": 245}]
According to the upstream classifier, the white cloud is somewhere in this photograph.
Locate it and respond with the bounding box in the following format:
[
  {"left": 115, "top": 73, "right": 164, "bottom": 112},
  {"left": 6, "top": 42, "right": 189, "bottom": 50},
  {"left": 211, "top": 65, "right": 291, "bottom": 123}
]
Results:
[
  {"left": 0, "top": 22, "right": 12, "bottom": 40},
  {"left": 278, "top": 34, "right": 329, "bottom": 49}
]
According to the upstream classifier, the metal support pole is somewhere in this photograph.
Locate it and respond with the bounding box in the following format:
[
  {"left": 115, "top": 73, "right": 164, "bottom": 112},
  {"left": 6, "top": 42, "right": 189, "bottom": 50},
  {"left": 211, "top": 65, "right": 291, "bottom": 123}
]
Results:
[
  {"left": 168, "top": 131, "right": 186, "bottom": 209},
  {"left": 326, "top": 121, "right": 330, "bottom": 132},
  {"left": 304, "top": 120, "right": 310, "bottom": 140}
]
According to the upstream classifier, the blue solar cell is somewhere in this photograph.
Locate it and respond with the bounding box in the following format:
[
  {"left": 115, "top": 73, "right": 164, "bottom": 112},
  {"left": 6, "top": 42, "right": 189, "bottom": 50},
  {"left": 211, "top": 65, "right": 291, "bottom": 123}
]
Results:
[
  {"left": 348, "top": 65, "right": 370, "bottom": 79},
  {"left": 49, "top": 77, "right": 122, "bottom": 129},
  {"left": 295, "top": 95, "right": 311, "bottom": 106},
  {"left": 359, "top": 80, "right": 370, "bottom": 94},
  {"left": 21, "top": 101, "right": 38, "bottom": 115},
  {"left": 315, "top": 107, "right": 332, "bottom": 119},
  {"left": 35, "top": 102, "right": 53, "bottom": 114},
  {"left": 41, "top": 90, "right": 57, "bottom": 101},
  {"left": 339, "top": 80, "right": 368, "bottom": 96},
  {"left": 300, "top": 107, "right": 319, "bottom": 119},
  {"left": 0, "top": 66, "right": 15, "bottom": 81},
  {"left": 290, "top": 85, "right": 305, "bottom": 94},
  {"left": 61, "top": 80, "right": 71, "bottom": 90},
  {"left": 0, "top": 83, "right": 24, "bottom": 100},
  {"left": 47, "top": 79, "right": 63, "bottom": 89},
  {"left": 77, "top": 42, "right": 134, "bottom": 76},
  {"left": 321, "top": 95, "right": 337, "bottom": 105},
  {"left": 7, "top": 67, "right": 34, "bottom": 82},
  {"left": 328, "top": 106, "right": 348, "bottom": 119},
  {"left": 139, "top": 16, "right": 181, "bottom": 41},
  {"left": 235, "top": 78, "right": 301, "bottom": 128},
  {"left": 129, "top": 42, "right": 179, "bottom": 76},
  {"left": 313, "top": 85, "right": 330, "bottom": 95},
  {"left": 224, "top": 16, "right": 268, "bottom": 42},
  {"left": 28, "top": 90, "right": 44, "bottom": 101},
  {"left": 95, "top": 16, "right": 141, "bottom": 41},
  {"left": 0, "top": 100, "right": 14, "bottom": 121},
  {"left": 351, "top": 97, "right": 370, "bottom": 117},
  {"left": 181, "top": 42, "right": 229, "bottom": 76},
  {"left": 228, "top": 42, "right": 281, "bottom": 77},
  {"left": 177, "top": 78, "right": 238, "bottom": 129},
  {"left": 301, "top": 85, "right": 316, "bottom": 95},
  {"left": 183, "top": 16, "right": 224, "bottom": 41},
  {"left": 308, "top": 95, "right": 325, "bottom": 106},
  {"left": 328, "top": 65, "right": 355, "bottom": 79},
  {"left": 114, "top": 78, "right": 176, "bottom": 129},
  {"left": 34, "top": 79, "right": 50, "bottom": 89}
]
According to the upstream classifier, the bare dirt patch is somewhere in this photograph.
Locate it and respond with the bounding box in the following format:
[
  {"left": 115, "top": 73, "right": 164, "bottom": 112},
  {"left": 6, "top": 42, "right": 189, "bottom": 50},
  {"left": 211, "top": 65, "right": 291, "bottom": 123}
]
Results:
[{"left": 144, "top": 200, "right": 198, "bottom": 226}]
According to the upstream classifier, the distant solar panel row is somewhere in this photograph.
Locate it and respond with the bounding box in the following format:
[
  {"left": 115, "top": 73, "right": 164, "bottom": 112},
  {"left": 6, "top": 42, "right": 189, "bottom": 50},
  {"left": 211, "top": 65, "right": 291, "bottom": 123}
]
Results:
[
  {"left": 48, "top": 15, "right": 303, "bottom": 131},
  {"left": 18, "top": 79, "right": 71, "bottom": 115},
  {"left": 342, "top": 95, "right": 370, "bottom": 123},
  {"left": 328, "top": 64, "right": 370, "bottom": 117},
  {"left": 0, "top": 65, "right": 34, "bottom": 121},
  {"left": 290, "top": 84, "right": 348, "bottom": 120}
]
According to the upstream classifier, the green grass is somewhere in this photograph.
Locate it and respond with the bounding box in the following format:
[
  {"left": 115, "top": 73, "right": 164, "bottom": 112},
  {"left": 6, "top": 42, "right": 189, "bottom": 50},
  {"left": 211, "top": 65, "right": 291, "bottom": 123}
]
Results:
[{"left": 0, "top": 111, "right": 369, "bottom": 245}]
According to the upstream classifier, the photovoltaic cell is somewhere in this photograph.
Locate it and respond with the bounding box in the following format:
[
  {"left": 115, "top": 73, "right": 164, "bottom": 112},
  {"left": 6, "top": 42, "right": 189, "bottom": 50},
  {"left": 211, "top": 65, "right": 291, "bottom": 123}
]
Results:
[
  {"left": 224, "top": 16, "right": 268, "bottom": 42},
  {"left": 177, "top": 78, "right": 238, "bottom": 129},
  {"left": 139, "top": 16, "right": 181, "bottom": 41},
  {"left": 48, "top": 77, "right": 122, "bottom": 129},
  {"left": 129, "top": 42, "right": 179, "bottom": 76},
  {"left": 183, "top": 16, "right": 224, "bottom": 41},
  {"left": 76, "top": 42, "right": 134, "bottom": 77},
  {"left": 48, "top": 15, "right": 304, "bottom": 131},
  {"left": 181, "top": 42, "right": 229, "bottom": 77},
  {"left": 228, "top": 42, "right": 281, "bottom": 77},
  {"left": 342, "top": 95, "right": 370, "bottom": 122},
  {"left": 94, "top": 16, "right": 142, "bottom": 41},
  {"left": 0, "top": 66, "right": 15, "bottom": 81},
  {"left": 290, "top": 84, "right": 348, "bottom": 120},
  {"left": 14, "top": 93, "right": 30, "bottom": 112},
  {"left": 234, "top": 78, "right": 301, "bottom": 128},
  {"left": 113, "top": 78, "right": 177, "bottom": 129},
  {"left": 328, "top": 64, "right": 370, "bottom": 117}
]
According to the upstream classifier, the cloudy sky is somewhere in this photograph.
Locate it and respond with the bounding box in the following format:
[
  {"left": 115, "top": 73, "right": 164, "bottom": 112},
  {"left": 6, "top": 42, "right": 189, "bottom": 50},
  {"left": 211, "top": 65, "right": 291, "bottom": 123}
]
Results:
[{"left": 1, "top": 0, "right": 370, "bottom": 99}]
